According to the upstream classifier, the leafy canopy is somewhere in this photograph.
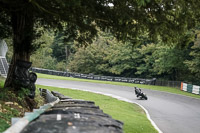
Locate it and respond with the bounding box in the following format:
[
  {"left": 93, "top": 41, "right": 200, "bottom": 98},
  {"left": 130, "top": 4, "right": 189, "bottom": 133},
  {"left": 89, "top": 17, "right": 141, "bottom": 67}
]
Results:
[{"left": 1, "top": 0, "right": 200, "bottom": 45}]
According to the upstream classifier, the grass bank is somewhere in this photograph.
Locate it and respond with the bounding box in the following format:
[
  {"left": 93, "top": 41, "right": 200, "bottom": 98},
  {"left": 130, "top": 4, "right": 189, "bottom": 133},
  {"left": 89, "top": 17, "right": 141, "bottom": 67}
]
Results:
[
  {"left": 37, "top": 73, "right": 200, "bottom": 99},
  {"left": 37, "top": 84, "right": 158, "bottom": 133},
  {"left": 0, "top": 77, "right": 158, "bottom": 133},
  {"left": 0, "top": 77, "right": 44, "bottom": 132}
]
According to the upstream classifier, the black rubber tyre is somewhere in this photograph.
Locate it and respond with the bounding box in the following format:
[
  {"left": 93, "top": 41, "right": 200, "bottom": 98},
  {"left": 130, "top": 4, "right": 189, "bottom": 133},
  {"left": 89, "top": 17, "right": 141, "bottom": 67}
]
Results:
[{"left": 143, "top": 94, "right": 148, "bottom": 100}]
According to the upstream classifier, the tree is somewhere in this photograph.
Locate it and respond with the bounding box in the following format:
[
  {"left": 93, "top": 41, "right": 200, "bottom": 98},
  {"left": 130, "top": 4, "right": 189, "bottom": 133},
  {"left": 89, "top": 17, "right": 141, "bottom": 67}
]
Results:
[
  {"left": 152, "top": 45, "right": 187, "bottom": 80},
  {"left": 1, "top": 0, "right": 200, "bottom": 89},
  {"left": 68, "top": 43, "right": 110, "bottom": 75},
  {"left": 51, "top": 30, "right": 74, "bottom": 62},
  {"left": 185, "top": 29, "right": 200, "bottom": 84},
  {"left": 68, "top": 33, "right": 198, "bottom": 82},
  {"left": 68, "top": 32, "right": 136, "bottom": 76},
  {"left": 135, "top": 43, "right": 157, "bottom": 78},
  {"left": 106, "top": 41, "right": 137, "bottom": 77},
  {"left": 31, "top": 29, "right": 57, "bottom": 70}
]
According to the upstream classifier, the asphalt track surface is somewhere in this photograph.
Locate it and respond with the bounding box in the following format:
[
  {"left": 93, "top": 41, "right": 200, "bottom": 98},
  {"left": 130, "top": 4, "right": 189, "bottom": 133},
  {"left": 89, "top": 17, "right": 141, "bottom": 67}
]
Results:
[{"left": 36, "top": 78, "right": 200, "bottom": 133}]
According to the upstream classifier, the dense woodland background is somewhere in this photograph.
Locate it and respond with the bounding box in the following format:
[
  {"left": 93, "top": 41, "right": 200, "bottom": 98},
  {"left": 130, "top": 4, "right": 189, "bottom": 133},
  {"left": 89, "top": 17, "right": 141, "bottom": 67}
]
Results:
[
  {"left": 5, "top": 26, "right": 200, "bottom": 85},
  {"left": 1, "top": 1, "right": 200, "bottom": 131},
  {"left": 1, "top": 0, "right": 200, "bottom": 89}
]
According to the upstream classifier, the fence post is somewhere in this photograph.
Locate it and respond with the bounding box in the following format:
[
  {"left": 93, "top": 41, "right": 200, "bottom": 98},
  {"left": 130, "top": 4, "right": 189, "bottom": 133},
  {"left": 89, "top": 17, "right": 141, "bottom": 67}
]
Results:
[{"left": 180, "top": 82, "right": 183, "bottom": 90}]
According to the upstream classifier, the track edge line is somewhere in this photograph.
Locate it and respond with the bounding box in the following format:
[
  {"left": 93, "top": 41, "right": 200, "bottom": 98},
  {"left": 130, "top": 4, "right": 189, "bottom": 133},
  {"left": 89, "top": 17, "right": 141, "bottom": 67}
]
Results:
[{"left": 37, "top": 84, "right": 163, "bottom": 133}]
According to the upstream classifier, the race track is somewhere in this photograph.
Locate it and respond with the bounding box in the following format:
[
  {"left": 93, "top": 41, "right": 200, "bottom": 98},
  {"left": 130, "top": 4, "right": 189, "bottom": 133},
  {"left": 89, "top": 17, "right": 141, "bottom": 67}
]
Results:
[{"left": 36, "top": 78, "right": 200, "bottom": 133}]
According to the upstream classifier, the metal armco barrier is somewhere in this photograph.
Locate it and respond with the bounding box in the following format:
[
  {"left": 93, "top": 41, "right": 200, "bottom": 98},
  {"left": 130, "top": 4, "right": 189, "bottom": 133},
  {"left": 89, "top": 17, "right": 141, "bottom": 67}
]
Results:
[
  {"left": 180, "top": 82, "right": 200, "bottom": 95},
  {"left": 19, "top": 89, "right": 124, "bottom": 133},
  {"left": 30, "top": 67, "right": 156, "bottom": 85},
  {"left": 155, "top": 80, "right": 181, "bottom": 88}
]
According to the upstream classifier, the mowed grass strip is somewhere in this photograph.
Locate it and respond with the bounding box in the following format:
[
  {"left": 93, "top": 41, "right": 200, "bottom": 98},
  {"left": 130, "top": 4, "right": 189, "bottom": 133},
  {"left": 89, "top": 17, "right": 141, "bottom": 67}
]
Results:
[
  {"left": 37, "top": 73, "right": 200, "bottom": 99},
  {"left": 37, "top": 84, "right": 158, "bottom": 133}
]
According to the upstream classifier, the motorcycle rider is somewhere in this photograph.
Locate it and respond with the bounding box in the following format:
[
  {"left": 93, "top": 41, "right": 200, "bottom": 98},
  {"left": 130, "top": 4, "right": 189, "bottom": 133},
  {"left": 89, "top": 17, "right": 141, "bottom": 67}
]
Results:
[
  {"left": 135, "top": 87, "right": 141, "bottom": 97},
  {"left": 134, "top": 87, "right": 148, "bottom": 100}
]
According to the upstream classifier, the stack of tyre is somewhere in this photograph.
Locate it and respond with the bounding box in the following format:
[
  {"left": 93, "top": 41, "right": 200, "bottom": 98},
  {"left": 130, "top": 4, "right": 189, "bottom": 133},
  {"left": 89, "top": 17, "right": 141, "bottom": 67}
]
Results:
[{"left": 21, "top": 91, "right": 124, "bottom": 133}]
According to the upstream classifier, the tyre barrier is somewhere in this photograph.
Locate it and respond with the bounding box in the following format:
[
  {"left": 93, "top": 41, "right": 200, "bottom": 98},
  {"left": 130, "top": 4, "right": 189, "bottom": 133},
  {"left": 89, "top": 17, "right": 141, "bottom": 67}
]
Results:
[
  {"left": 30, "top": 67, "right": 156, "bottom": 85},
  {"left": 5, "top": 89, "right": 124, "bottom": 133},
  {"left": 180, "top": 82, "right": 200, "bottom": 95}
]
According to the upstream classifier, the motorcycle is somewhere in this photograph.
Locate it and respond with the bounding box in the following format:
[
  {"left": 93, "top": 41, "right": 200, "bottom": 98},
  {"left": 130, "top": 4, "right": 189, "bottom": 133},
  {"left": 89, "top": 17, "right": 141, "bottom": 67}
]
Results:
[{"left": 134, "top": 87, "right": 148, "bottom": 100}]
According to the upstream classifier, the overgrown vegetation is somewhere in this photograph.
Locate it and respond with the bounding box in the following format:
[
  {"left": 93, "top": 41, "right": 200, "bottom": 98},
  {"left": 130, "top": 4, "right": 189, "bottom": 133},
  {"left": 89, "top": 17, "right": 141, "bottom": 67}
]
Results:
[
  {"left": 37, "top": 84, "right": 158, "bottom": 133},
  {"left": 0, "top": 77, "right": 45, "bottom": 132}
]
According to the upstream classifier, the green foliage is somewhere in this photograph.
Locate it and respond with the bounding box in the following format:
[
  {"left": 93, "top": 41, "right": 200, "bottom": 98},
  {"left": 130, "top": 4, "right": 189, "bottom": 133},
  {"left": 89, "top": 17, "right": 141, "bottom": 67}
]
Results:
[
  {"left": 152, "top": 45, "right": 188, "bottom": 80},
  {"left": 51, "top": 27, "right": 75, "bottom": 62},
  {"left": 1, "top": 0, "right": 200, "bottom": 88},
  {"left": 34, "top": 88, "right": 45, "bottom": 107},
  {"left": 68, "top": 29, "right": 199, "bottom": 84},
  {"left": 68, "top": 45, "right": 106, "bottom": 74},
  {"left": 17, "top": 88, "right": 30, "bottom": 99},
  {"left": 1, "top": 0, "right": 200, "bottom": 46},
  {"left": 0, "top": 11, "right": 11, "bottom": 39},
  {"left": 30, "top": 29, "right": 71, "bottom": 71},
  {"left": 134, "top": 43, "right": 156, "bottom": 77},
  {"left": 185, "top": 30, "right": 200, "bottom": 82},
  {"left": 2, "top": 0, "right": 200, "bottom": 85},
  {"left": 69, "top": 32, "right": 137, "bottom": 76},
  {"left": 67, "top": 33, "right": 152, "bottom": 77},
  {"left": 0, "top": 80, "right": 20, "bottom": 132},
  {"left": 0, "top": 77, "right": 45, "bottom": 132},
  {"left": 0, "top": 88, "right": 10, "bottom": 101},
  {"left": 0, "top": 107, "right": 19, "bottom": 132},
  {"left": 31, "top": 30, "right": 57, "bottom": 70},
  {"left": 0, "top": 119, "right": 10, "bottom": 132},
  {"left": 4, "top": 37, "right": 13, "bottom": 63},
  {"left": 107, "top": 41, "right": 142, "bottom": 77},
  {"left": 55, "top": 61, "right": 67, "bottom": 71},
  {"left": 51, "top": 32, "right": 67, "bottom": 62},
  {"left": 186, "top": 46, "right": 200, "bottom": 78}
]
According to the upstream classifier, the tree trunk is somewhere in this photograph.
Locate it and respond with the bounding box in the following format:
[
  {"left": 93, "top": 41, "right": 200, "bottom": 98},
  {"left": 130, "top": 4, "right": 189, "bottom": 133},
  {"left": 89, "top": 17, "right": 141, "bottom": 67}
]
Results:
[
  {"left": 4, "top": 10, "right": 34, "bottom": 89},
  {"left": 65, "top": 45, "right": 70, "bottom": 61}
]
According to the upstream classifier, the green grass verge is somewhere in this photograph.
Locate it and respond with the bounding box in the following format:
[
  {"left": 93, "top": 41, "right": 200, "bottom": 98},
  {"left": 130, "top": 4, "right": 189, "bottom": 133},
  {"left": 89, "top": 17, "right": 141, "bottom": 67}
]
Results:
[
  {"left": 0, "top": 77, "right": 158, "bottom": 133},
  {"left": 0, "top": 76, "right": 5, "bottom": 87},
  {"left": 37, "top": 84, "right": 158, "bottom": 133},
  {"left": 0, "top": 77, "right": 45, "bottom": 132},
  {"left": 0, "top": 77, "right": 15, "bottom": 132},
  {"left": 37, "top": 73, "right": 200, "bottom": 99},
  {"left": 0, "top": 105, "right": 19, "bottom": 132}
]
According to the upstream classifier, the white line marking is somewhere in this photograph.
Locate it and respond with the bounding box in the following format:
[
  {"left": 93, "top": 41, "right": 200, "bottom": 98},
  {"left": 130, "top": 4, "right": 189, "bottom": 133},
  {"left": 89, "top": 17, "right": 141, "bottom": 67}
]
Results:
[
  {"left": 74, "top": 113, "right": 80, "bottom": 119},
  {"left": 37, "top": 84, "right": 163, "bottom": 133},
  {"left": 57, "top": 114, "right": 62, "bottom": 121}
]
